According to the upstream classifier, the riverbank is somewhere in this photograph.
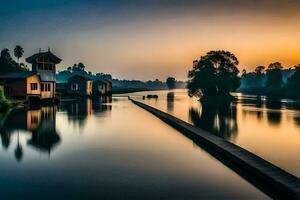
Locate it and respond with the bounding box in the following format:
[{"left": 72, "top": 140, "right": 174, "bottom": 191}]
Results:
[
  {"left": 112, "top": 87, "right": 168, "bottom": 94},
  {"left": 238, "top": 86, "right": 300, "bottom": 99},
  {"left": 131, "top": 98, "right": 300, "bottom": 199}
]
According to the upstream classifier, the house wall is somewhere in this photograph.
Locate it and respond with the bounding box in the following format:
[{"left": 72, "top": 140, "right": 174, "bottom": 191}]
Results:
[
  {"left": 41, "top": 82, "right": 55, "bottom": 99},
  {"left": 33, "top": 56, "right": 56, "bottom": 82},
  {"left": 26, "top": 75, "right": 41, "bottom": 96},
  {"left": 67, "top": 76, "right": 88, "bottom": 96},
  {"left": 92, "top": 80, "right": 112, "bottom": 96},
  {"left": 104, "top": 81, "right": 112, "bottom": 94},
  {"left": 5, "top": 79, "right": 27, "bottom": 97},
  {"left": 87, "top": 80, "right": 92, "bottom": 96}
]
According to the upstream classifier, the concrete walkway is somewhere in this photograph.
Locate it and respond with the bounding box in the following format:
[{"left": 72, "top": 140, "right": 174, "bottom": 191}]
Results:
[{"left": 131, "top": 98, "right": 300, "bottom": 200}]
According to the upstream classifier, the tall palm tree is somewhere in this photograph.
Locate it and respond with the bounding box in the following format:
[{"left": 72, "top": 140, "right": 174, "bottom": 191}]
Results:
[{"left": 14, "top": 45, "right": 24, "bottom": 64}]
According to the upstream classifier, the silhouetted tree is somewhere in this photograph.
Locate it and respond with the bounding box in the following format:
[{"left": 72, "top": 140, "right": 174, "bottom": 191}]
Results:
[
  {"left": 166, "top": 77, "right": 176, "bottom": 89},
  {"left": 255, "top": 65, "right": 265, "bottom": 74},
  {"left": 266, "top": 62, "right": 283, "bottom": 88},
  {"left": 77, "top": 62, "right": 85, "bottom": 71},
  {"left": 14, "top": 45, "right": 24, "bottom": 64},
  {"left": 285, "top": 66, "right": 300, "bottom": 97},
  {"left": 187, "top": 50, "right": 240, "bottom": 98},
  {"left": 0, "top": 48, "right": 25, "bottom": 75}
]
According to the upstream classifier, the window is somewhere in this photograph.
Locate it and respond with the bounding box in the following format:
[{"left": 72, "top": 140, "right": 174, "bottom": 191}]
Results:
[
  {"left": 41, "top": 83, "right": 51, "bottom": 92},
  {"left": 31, "top": 83, "right": 38, "bottom": 90},
  {"left": 71, "top": 84, "right": 78, "bottom": 91}
]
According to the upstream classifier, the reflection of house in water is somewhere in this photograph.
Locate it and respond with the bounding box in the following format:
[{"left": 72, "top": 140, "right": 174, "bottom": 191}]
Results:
[
  {"left": 27, "top": 107, "right": 60, "bottom": 154},
  {"left": 0, "top": 106, "right": 60, "bottom": 158},
  {"left": 60, "top": 97, "right": 112, "bottom": 128},
  {"left": 92, "top": 96, "right": 112, "bottom": 115},
  {"left": 61, "top": 98, "right": 92, "bottom": 128}
]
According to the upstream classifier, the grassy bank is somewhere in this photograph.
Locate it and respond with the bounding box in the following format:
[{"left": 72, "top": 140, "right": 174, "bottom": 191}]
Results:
[{"left": 0, "top": 91, "right": 11, "bottom": 112}]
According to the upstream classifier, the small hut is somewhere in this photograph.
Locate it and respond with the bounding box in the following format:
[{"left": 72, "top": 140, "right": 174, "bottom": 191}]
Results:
[{"left": 92, "top": 79, "right": 112, "bottom": 96}]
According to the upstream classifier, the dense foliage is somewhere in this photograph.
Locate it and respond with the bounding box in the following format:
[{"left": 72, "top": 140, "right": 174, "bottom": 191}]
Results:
[
  {"left": 187, "top": 50, "right": 240, "bottom": 98},
  {"left": 239, "top": 63, "right": 299, "bottom": 97},
  {"left": 0, "top": 47, "right": 27, "bottom": 75},
  {"left": 166, "top": 77, "right": 176, "bottom": 89}
]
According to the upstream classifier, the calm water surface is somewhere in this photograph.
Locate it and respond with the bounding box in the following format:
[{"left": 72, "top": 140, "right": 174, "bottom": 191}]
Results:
[
  {"left": 0, "top": 97, "right": 268, "bottom": 199},
  {"left": 128, "top": 89, "right": 300, "bottom": 179}
]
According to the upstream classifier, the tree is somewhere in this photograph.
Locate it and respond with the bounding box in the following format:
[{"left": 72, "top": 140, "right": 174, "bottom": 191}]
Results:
[
  {"left": 285, "top": 66, "right": 300, "bottom": 97},
  {"left": 77, "top": 62, "right": 85, "bottom": 71},
  {"left": 14, "top": 45, "right": 24, "bottom": 64},
  {"left": 0, "top": 48, "right": 25, "bottom": 74},
  {"left": 266, "top": 62, "right": 283, "bottom": 88},
  {"left": 1, "top": 48, "right": 11, "bottom": 58},
  {"left": 187, "top": 50, "right": 240, "bottom": 98},
  {"left": 166, "top": 77, "right": 176, "bottom": 89},
  {"left": 255, "top": 65, "right": 265, "bottom": 75}
]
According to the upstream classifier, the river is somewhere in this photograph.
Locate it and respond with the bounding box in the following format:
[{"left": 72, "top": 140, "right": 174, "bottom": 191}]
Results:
[
  {"left": 0, "top": 96, "right": 269, "bottom": 199},
  {"left": 128, "top": 89, "right": 300, "bottom": 180}
]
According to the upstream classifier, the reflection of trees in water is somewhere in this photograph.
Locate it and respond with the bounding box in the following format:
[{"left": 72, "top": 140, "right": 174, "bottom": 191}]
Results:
[
  {"left": 14, "top": 131, "right": 23, "bottom": 162},
  {"left": 189, "top": 102, "right": 238, "bottom": 141},
  {"left": 0, "top": 106, "right": 60, "bottom": 162},
  {"left": 241, "top": 96, "right": 264, "bottom": 120},
  {"left": 265, "top": 99, "right": 282, "bottom": 126},
  {"left": 167, "top": 92, "right": 174, "bottom": 112},
  {"left": 285, "top": 102, "right": 300, "bottom": 127}
]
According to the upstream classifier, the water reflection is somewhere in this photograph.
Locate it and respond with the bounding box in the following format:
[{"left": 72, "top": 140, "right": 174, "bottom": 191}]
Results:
[
  {"left": 265, "top": 99, "right": 282, "bottom": 126},
  {"left": 15, "top": 130, "right": 23, "bottom": 162},
  {"left": 60, "top": 97, "right": 112, "bottom": 129},
  {"left": 0, "top": 97, "right": 112, "bottom": 162},
  {"left": 0, "top": 106, "right": 60, "bottom": 158},
  {"left": 189, "top": 102, "right": 238, "bottom": 141},
  {"left": 167, "top": 92, "right": 174, "bottom": 112},
  {"left": 92, "top": 96, "right": 112, "bottom": 115},
  {"left": 60, "top": 98, "right": 92, "bottom": 128}
]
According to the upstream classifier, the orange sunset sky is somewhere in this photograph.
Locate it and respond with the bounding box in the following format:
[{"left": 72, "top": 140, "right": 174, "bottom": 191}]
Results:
[{"left": 1, "top": 0, "right": 300, "bottom": 80}]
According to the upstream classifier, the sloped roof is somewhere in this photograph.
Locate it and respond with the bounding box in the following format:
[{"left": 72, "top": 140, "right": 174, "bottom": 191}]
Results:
[
  {"left": 67, "top": 74, "right": 91, "bottom": 81},
  {"left": 0, "top": 71, "right": 36, "bottom": 79},
  {"left": 26, "top": 51, "right": 62, "bottom": 64},
  {"left": 94, "top": 79, "right": 112, "bottom": 84}
]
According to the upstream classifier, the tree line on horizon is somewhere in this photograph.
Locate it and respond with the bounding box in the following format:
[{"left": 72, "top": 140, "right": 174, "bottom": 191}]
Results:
[
  {"left": 240, "top": 62, "right": 300, "bottom": 97},
  {"left": 187, "top": 50, "right": 300, "bottom": 99},
  {"left": 57, "top": 62, "right": 186, "bottom": 91}
]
